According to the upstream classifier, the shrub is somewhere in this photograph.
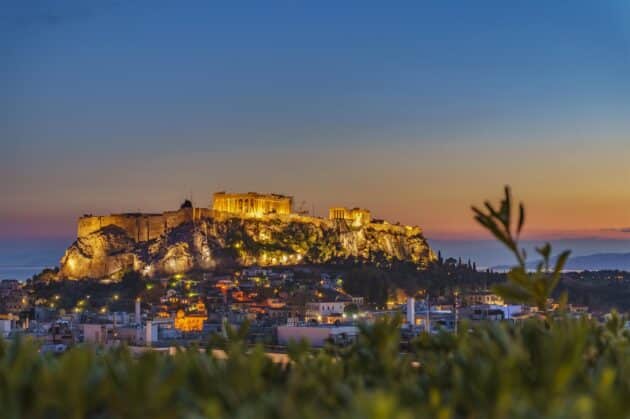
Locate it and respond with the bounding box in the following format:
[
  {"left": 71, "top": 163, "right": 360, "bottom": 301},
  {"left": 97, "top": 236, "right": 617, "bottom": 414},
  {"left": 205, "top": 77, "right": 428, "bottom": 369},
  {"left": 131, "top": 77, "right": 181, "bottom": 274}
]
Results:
[{"left": 2, "top": 315, "right": 630, "bottom": 418}]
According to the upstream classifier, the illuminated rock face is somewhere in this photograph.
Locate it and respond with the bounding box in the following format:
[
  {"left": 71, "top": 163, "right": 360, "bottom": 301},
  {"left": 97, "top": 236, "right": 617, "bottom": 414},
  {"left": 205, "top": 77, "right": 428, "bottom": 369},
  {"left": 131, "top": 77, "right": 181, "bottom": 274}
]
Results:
[
  {"left": 59, "top": 217, "right": 434, "bottom": 279},
  {"left": 59, "top": 225, "right": 139, "bottom": 279}
]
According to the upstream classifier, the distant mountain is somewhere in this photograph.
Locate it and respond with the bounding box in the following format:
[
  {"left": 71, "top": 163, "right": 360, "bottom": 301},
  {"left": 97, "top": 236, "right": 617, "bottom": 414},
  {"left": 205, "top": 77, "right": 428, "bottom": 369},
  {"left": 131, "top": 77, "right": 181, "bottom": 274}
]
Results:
[{"left": 492, "top": 252, "right": 630, "bottom": 272}]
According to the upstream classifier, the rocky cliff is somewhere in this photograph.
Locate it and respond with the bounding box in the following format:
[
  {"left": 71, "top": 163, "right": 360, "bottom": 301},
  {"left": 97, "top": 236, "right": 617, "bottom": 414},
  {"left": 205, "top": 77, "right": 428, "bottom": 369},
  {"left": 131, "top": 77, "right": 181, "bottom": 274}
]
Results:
[{"left": 59, "top": 217, "right": 434, "bottom": 279}]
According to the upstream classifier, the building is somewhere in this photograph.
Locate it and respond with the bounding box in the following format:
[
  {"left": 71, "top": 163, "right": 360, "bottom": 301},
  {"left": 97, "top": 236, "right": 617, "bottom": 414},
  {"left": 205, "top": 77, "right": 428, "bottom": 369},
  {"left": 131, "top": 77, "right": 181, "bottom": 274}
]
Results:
[
  {"left": 0, "top": 279, "right": 20, "bottom": 295},
  {"left": 0, "top": 313, "right": 18, "bottom": 338},
  {"left": 277, "top": 325, "right": 358, "bottom": 347},
  {"left": 82, "top": 323, "right": 113, "bottom": 345},
  {"left": 212, "top": 192, "right": 293, "bottom": 217},
  {"left": 329, "top": 207, "right": 371, "bottom": 226},
  {"left": 0, "top": 280, "right": 27, "bottom": 314},
  {"left": 351, "top": 296, "right": 364, "bottom": 306},
  {"left": 464, "top": 291, "right": 505, "bottom": 306},
  {"left": 467, "top": 304, "right": 523, "bottom": 321},
  {"left": 305, "top": 301, "right": 347, "bottom": 322},
  {"left": 144, "top": 318, "right": 179, "bottom": 345},
  {"left": 173, "top": 301, "right": 207, "bottom": 332}
]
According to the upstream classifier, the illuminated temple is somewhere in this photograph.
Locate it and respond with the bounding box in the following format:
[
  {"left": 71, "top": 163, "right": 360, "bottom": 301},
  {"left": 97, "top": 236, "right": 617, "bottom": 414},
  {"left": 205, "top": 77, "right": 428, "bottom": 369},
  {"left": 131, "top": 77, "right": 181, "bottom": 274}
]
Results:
[
  {"left": 212, "top": 191, "right": 293, "bottom": 217},
  {"left": 329, "top": 207, "right": 371, "bottom": 227}
]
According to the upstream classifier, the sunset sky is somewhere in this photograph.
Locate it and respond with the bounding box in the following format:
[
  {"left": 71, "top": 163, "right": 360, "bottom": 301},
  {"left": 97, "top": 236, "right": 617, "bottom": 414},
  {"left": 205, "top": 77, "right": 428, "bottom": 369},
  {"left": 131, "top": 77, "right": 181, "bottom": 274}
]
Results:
[{"left": 2, "top": 1, "right": 630, "bottom": 248}]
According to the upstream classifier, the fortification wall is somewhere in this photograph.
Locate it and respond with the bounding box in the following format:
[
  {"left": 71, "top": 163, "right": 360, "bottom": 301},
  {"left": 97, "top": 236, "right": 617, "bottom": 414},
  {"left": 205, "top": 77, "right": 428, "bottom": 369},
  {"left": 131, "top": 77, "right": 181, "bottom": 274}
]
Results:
[
  {"left": 196, "top": 208, "right": 214, "bottom": 219},
  {"left": 78, "top": 215, "right": 143, "bottom": 240},
  {"left": 77, "top": 216, "right": 103, "bottom": 238},
  {"left": 138, "top": 214, "right": 166, "bottom": 242},
  {"left": 164, "top": 209, "right": 191, "bottom": 230},
  {"left": 78, "top": 208, "right": 200, "bottom": 243}
]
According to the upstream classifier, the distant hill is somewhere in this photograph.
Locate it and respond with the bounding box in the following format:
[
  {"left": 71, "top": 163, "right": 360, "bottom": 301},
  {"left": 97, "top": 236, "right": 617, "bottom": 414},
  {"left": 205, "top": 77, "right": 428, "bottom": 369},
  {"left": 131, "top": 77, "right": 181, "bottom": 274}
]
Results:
[{"left": 493, "top": 252, "right": 630, "bottom": 272}]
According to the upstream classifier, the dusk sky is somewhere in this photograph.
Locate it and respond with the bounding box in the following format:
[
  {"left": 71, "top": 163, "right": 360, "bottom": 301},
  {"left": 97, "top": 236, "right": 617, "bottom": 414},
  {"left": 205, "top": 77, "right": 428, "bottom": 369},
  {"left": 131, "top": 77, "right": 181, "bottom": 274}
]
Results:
[{"left": 2, "top": 1, "right": 630, "bottom": 248}]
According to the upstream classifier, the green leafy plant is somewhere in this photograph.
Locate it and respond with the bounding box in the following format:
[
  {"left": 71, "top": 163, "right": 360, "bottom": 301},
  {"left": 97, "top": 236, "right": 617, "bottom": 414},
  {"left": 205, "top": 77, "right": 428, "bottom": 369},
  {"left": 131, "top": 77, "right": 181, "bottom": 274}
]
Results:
[
  {"left": 472, "top": 186, "right": 571, "bottom": 315},
  {"left": 2, "top": 313, "right": 630, "bottom": 419}
]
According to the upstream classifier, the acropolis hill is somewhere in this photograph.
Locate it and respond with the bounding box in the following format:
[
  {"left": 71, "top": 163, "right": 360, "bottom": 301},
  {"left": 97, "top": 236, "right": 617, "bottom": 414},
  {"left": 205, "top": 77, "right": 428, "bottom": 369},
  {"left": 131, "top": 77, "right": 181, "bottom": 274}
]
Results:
[{"left": 60, "top": 192, "right": 434, "bottom": 279}]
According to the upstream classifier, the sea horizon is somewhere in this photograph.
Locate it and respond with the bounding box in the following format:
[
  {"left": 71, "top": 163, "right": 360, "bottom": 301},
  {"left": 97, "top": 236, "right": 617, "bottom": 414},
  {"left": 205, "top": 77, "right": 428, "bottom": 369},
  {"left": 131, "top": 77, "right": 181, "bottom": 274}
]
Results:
[{"left": 0, "top": 266, "right": 53, "bottom": 281}]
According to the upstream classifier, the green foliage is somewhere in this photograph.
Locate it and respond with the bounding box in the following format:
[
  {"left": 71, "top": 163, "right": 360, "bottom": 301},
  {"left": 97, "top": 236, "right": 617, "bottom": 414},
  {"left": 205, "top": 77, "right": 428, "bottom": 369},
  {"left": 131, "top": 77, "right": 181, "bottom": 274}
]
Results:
[
  {"left": 2, "top": 315, "right": 630, "bottom": 418},
  {"left": 556, "top": 273, "right": 630, "bottom": 313},
  {"left": 341, "top": 261, "right": 501, "bottom": 306},
  {"left": 343, "top": 266, "right": 391, "bottom": 306},
  {"left": 473, "top": 186, "right": 571, "bottom": 315}
]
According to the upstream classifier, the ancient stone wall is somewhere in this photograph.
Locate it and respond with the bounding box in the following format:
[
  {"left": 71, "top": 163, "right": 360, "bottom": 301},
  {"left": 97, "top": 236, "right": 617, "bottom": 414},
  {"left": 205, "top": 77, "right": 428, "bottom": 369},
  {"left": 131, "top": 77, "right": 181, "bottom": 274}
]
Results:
[
  {"left": 77, "top": 209, "right": 202, "bottom": 243},
  {"left": 77, "top": 206, "right": 223, "bottom": 244},
  {"left": 78, "top": 215, "right": 143, "bottom": 240},
  {"left": 77, "top": 216, "right": 103, "bottom": 238},
  {"left": 137, "top": 214, "right": 166, "bottom": 242}
]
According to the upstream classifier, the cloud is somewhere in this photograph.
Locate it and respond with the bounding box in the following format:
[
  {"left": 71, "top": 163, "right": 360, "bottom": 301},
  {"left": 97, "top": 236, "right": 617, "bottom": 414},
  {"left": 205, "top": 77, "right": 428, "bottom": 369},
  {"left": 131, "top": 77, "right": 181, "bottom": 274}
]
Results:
[
  {"left": 2, "top": 1, "right": 122, "bottom": 29},
  {"left": 600, "top": 228, "right": 630, "bottom": 234}
]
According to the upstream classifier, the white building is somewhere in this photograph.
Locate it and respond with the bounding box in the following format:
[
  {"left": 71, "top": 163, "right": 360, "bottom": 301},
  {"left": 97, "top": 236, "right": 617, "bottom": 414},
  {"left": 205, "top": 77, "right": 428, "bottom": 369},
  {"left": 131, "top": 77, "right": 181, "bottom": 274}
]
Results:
[
  {"left": 82, "top": 324, "right": 112, "bottom": 344},
  {"left": 464, "top": 291, "right": 505, "bottom": 306},
  {"left": 469, "top": 304, "right": 523, "bottom": 321},
  {"left": 305, "top": 301, "right": 346, "bottom": 321},
  {"left": 277, "top": 325, "right": 358, "bottom": 347},
  {"left": 0, "top": 314, "right": 18, "bottom": 338}
]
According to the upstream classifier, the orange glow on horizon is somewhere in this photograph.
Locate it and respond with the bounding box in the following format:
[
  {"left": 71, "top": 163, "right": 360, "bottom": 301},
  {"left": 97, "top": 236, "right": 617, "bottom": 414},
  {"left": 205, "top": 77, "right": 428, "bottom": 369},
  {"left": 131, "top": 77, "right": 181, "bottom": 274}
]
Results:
[{"left": 2, "top": 143, "right": 629, "bottom": 241}]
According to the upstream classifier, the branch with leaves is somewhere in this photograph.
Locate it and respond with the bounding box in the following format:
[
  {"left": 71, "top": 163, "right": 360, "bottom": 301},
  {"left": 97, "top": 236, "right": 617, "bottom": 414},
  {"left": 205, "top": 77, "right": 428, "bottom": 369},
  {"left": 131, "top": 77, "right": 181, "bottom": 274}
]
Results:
[{"left": 472, "top": 186, "right": 570, "bottom": 316}]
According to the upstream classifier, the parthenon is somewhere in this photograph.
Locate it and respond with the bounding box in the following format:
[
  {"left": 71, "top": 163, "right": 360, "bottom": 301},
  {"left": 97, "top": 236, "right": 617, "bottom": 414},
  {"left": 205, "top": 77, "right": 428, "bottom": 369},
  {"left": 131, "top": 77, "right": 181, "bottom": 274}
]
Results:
[{"left": 212, "top": 192, "right": 293, "bottom": 217}]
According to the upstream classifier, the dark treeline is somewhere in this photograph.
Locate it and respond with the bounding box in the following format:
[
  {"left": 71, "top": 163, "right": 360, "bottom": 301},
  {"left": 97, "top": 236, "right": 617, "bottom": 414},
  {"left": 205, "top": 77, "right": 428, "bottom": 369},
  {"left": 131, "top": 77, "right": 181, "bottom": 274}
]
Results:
[{"left": 342, "top": 255, "right": 505, "bottom": 306}]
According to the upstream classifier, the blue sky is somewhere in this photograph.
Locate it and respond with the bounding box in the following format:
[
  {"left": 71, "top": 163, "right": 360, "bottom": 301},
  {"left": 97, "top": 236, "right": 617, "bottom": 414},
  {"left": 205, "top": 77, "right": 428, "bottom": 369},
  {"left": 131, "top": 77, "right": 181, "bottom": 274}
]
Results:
[{"left": 1, "top": 1, "right": 630, "bottom": 260}]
